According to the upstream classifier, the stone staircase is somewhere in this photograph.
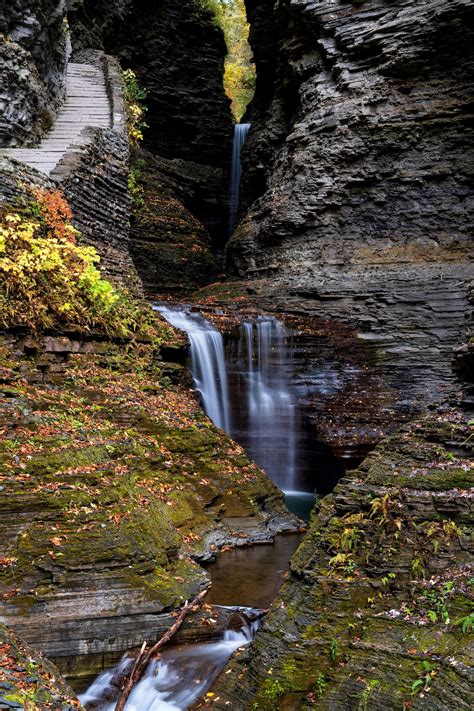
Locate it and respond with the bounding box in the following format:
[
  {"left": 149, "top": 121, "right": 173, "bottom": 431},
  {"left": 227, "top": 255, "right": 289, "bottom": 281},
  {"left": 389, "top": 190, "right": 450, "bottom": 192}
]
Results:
[{"left": 1, "top": 62, "right": 111, "bottom": 176}]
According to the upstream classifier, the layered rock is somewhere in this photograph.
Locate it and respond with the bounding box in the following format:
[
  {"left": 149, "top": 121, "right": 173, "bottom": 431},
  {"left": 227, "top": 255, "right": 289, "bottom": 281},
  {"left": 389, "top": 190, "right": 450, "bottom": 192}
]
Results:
[
  {"left": 228, "top": 0, "right": 474, "bottom": 406},
  {"left": 1, "top": 49, "right": 140, "bottom": 290},
  {"left": 0, "top": 0, "right": 69, "bottom": 146},
  {"left": 199, "top": 407, "right": 474, "bottom": 710},
  {"left": 68, "top": 0, "right": 234, "bottom": 254},
  {"left": 129, "top": 149, "right": 215, "bottom": 294},
  {"left": 0, "top": 330, "right": 298, "bottom": 682}
]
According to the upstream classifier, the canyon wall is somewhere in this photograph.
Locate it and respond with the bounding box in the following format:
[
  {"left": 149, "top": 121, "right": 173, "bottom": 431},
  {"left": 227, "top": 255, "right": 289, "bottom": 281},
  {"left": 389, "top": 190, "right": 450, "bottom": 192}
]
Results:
[
  {"left": 230, "top": 0, "right": 474, "bottom": 405},
  {"left": 68, "top": 0, "right": 234, "bottom": 283},
  {"left": 0, "top": 0, "right": 68, "bottom": 147},
  {"left": 201, "top": 407, "right": 473, "bottom": 710}
]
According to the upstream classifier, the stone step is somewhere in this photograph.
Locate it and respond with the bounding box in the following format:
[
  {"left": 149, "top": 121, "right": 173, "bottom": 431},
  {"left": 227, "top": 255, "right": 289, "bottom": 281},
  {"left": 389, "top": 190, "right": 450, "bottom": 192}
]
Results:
[{"left": 3, "top": 61, "right": 114, "bottom": 177}]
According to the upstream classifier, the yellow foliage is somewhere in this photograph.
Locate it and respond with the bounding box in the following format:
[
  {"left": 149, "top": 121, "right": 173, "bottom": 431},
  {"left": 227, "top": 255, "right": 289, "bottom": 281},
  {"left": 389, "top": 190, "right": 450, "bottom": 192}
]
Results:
[{"left": 0, "top": 188, "right": 156, "bottom": 339}]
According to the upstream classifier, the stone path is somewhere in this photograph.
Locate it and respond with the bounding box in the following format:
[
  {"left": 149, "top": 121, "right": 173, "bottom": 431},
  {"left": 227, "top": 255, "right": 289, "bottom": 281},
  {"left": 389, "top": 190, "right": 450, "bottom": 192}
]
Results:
[{"left": 1, "top": 62, "right": 111, "bottom": 175}]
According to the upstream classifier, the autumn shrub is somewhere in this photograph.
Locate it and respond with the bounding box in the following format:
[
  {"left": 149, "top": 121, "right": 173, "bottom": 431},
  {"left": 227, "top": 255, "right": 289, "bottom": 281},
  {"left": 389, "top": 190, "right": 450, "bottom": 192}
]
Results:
[
  {"left": 0, "top": 188, "right": 156, "bottom": 339},
  {"left": 122, "top": 68, "right": 148, "bottom": 147}
]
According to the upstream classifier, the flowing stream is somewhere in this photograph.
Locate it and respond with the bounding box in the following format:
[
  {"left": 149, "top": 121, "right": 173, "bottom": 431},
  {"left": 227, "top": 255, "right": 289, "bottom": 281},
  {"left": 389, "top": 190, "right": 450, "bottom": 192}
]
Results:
[
  {"left": 80, "top": 306, "right": 308, "bottom": 709},
  {"left": 79, "top": 616, "right": 260, "bottom": 710}
]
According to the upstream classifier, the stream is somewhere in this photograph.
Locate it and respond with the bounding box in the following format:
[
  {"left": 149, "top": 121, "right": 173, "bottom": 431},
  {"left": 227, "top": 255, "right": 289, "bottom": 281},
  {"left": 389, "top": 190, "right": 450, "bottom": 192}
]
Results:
[
  {"left": 79, "top": 535, "right": 303, "bottom": 709},
  {"left": 79, "top": 302, "right": 315, "bottom": 709}
]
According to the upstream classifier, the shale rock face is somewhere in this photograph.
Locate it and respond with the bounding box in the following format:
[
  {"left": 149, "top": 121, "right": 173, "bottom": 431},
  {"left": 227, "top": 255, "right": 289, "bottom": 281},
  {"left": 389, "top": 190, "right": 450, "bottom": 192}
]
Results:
[
  {"left": 200, "top": 408, "right": 474, "bottom": 710},
  {"left": 0, "top": 624, "right": 80, "bottom": 709},
  {"left": 130, "top": 149, "right": 215, "bottom": 294},
  {"left": 230, "top": 0, "right": 474, "bottom": 405},
  {"left": 68, "top": 0, "right": 234, "bottom": 250},
  {"left": 0, "top": 0, "right": 68, "bottom": 146},
  {"left": 0, "top": 49, "right": 140, "bottom": 291}
]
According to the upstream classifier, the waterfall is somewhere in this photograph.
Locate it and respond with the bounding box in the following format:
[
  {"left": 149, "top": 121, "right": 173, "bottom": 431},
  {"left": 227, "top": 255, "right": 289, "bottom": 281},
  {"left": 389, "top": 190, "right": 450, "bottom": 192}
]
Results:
[
  {"left": 155, "top": 305, "right": 299, "bottom": 492},
  {"left": 239, "top": 318, "right": 297, "bottom": 491},
  {"left": 228, "top": 122, "right": 251, "bottom": 235},
  {"left": 154, "top": 306, "right": 231, "bottom": 433}
]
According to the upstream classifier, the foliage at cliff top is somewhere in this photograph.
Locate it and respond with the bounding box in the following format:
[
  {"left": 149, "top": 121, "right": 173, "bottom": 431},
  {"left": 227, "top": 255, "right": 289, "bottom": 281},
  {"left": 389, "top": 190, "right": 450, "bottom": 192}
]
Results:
[
  {"left": 0, "top": 187, "right": 156, "bottom": 339},
  {"left": 219, "top": 0, "right": 255, "bottom": 121},
  {"left": 201, "top": 0, "right": 255, "bottom": 121}
]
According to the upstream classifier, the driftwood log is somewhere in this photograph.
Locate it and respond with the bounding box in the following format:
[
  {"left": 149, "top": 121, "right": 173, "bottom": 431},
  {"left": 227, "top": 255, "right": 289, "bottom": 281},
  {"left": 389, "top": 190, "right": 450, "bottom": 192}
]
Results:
[{"left": 115, "top": 589, "right": 208, "bottom": 711}]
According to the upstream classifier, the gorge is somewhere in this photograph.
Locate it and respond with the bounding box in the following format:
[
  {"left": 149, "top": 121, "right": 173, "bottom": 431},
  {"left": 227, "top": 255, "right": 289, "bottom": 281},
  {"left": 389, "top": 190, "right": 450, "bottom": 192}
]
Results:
[{"left": 0, "top": 0, "right": 473, "bottom": 710}]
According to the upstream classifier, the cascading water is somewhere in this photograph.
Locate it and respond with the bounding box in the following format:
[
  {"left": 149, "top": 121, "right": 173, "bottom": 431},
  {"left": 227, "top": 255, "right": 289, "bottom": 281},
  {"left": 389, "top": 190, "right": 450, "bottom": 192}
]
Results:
[
  {"left": 237, "top": 318, "right": 297, "bottom": 491},
  {"left": 155, "top": 306, "right": 231, "bottom": 433},
  {"left": 155, "top": 305, "right": 299, "bottom": 493},
  {"left": 228, "top": 122, "right": 250, "bottom": 235},
  {"left": 79, "top": 616, "right": 260, "bottom": 711}
]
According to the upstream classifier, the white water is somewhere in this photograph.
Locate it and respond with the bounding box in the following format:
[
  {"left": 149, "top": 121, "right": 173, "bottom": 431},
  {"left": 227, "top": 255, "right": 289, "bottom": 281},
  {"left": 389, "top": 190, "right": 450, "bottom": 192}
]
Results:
[
  {"left": 154, "top": 306, "right": 231, "bottom": 432},
  {"left": 229, "top": 122, "right": 251, "bottom": 235},
  {"left": 79, "top": 618, "right": 258, "bottom": 710},
  {"left": 239, "top": 318, "right": 297, "bottom": 490},
  {"left": 155, "top": 305, "right": 299, "bottom": 492}
]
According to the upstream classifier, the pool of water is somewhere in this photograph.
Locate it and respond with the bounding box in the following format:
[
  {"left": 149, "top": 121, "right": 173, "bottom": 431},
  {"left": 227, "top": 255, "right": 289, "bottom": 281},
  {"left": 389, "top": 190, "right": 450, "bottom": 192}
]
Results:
[
  {"left": 284, "top": 490, "right": 317, "bottom": 521},
  {"left": 205, "top": 533, "right": 303, "bottom": 609}
]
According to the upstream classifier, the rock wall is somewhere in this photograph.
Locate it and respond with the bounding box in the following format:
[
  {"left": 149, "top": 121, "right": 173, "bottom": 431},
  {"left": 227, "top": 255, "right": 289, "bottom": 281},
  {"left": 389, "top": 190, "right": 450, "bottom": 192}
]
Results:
[
  {"left": 200, "top": 407, "right": 474, "bottom": 710},
  {"left": 229, "top": 0, "right": 474, "bottom": 406},
  {"left": 1, "top": 49, "right": 141, "bottom": 291},
  {"left": 68, "top": 0, "right": 234, "bottom": 259},
  {"left": 0, "top": 0, "right": 68, "bottom": 146},
  {"left": 130, "top": 149, "right": 215, "bottom": 294},
  {"left": 0, "top": 623, "right": 80, "bottom": 709}
]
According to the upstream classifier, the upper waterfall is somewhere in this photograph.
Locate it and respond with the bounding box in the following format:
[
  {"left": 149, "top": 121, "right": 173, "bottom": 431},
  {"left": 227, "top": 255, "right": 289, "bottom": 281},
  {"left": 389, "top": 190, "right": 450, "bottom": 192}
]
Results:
[{"left": 228, "top": 123, "right": 251, "bottom": 235}]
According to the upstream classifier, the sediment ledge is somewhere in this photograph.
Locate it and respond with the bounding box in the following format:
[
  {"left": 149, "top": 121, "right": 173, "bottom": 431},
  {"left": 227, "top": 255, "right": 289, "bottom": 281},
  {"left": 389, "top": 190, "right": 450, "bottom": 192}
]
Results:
[{"left": 0, "top": 331, "right": 298, "bottom": 681}]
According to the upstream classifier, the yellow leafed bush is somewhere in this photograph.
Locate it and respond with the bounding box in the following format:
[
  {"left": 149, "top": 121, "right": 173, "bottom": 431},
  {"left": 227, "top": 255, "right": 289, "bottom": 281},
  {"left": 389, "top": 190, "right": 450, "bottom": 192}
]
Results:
[{"left": 0, "top": 188, "right": 155, "bottom": 339}]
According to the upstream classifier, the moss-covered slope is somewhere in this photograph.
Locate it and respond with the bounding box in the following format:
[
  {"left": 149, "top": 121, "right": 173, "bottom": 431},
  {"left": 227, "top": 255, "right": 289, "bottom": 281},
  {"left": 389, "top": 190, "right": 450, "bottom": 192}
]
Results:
[
  {"left": 0, "top": 332, "right": 296, "bottom": 678},
  {"left": 199, "top": 408, "right": 473, "bottom": 710},
  {"left": 0, "top": 623, "right": 81, "bottom": 709}
]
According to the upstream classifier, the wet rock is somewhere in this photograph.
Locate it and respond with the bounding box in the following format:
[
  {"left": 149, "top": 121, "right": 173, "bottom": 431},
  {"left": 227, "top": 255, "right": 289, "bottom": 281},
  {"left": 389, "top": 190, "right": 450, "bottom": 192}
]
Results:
[
  {"left": 199, "top": 407, "right": 474, "bottom": 710},
  {"left": 0, "top": 333, "right": 299, "bottom": 683}
]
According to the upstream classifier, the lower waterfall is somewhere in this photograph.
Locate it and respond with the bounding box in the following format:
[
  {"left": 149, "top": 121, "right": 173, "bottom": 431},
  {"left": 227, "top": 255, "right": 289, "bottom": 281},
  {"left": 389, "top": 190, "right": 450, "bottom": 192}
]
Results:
[{"left": 155, "top": 305, "right": 299, "bottom": 493}]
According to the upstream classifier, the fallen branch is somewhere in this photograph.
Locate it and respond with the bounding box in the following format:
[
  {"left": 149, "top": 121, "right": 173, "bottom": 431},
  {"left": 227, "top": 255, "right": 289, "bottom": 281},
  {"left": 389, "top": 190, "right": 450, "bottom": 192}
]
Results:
[{"left": 115, "top": 588, "right": 208, "bottom": 711}]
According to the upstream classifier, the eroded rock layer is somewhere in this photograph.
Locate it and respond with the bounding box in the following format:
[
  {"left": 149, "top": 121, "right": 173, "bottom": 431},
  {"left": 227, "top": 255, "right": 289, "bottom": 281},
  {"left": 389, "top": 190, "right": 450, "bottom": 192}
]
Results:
[
  {"left": 0, "top": 0, "right": 68, "bottom": 146},
  {"left": 68, "top": 0, "right": 234, "bottom": 250},
  {"left": 0, "top": 331, "right": 297, "bottom": 680},
  {"left": 199, "top": 407, "right": 474, "bottom": 710},
  {"left": 229, "top": 0, "right": 474, "bottom": 404}
]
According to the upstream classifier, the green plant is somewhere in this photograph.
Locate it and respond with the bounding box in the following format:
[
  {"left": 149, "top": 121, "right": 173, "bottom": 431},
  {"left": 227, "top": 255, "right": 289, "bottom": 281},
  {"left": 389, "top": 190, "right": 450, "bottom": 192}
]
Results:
[
  {"left": 411, "top": 558, "right": 425, "bottom": 579},
  {"left": 359, "top": 679, "right": 380, "bottom": 711},
  {"left": 454, "top": 611, "right": 474, "bottom": 633},
  {"left": 330, "top": 638, "right": 339, "bottom": 663},
  {"left": 314, "top": 671, "right": 328, "bottom": 697},
  {"left": 122, "top": 68, "right": 148, "bottom": 146},
  {"left": 411, "top": 660, "right": 437, "bottom": 698},
  {"left": 424, "top": 580, "right": 455, "bottom": 624},
  {"left": 128, "top": 164, "right": 145, "bottom": 210}
]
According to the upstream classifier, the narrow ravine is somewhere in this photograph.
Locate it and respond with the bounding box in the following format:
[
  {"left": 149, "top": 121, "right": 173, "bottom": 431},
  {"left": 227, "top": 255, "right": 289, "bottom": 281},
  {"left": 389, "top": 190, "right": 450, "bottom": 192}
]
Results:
[
  {"left": 79, "top": 537, "right": 303, "bottom": 709},
  {"left": 79, "top": 305, "right": 308, "bottom": 710}
]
